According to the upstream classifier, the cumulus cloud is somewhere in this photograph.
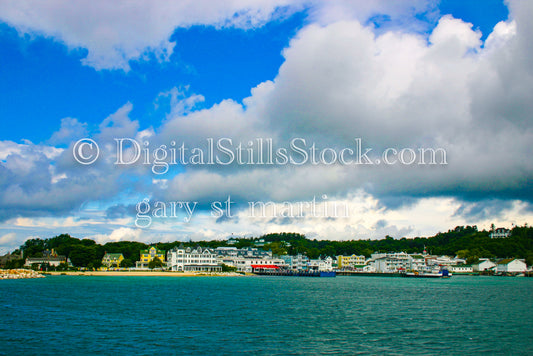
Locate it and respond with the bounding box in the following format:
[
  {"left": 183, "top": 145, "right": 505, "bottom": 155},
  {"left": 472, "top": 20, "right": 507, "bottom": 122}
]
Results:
[
  {"left": 152, "top": 5, "right": 532, "bottom": 211},
  {"left": 1, "top": 0, "right": 532, "bottom": 247},
  {"left": 48, "top": 118, "right": 88, "bottom": 145},
  {"left": 90, "top": 227, "right": 143, "bottom": 244},
  {"left": 0, "top": 0, "right": 303, "bottom": 71}
]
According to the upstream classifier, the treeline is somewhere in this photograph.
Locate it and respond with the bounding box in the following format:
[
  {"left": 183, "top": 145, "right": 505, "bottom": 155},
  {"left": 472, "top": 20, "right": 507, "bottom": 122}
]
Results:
[
  {"left": 8, "top": 225, "right": 533, "bottom": 268},
  {"left": 260, "top": 226, "right": 533, "bottom": 264}
]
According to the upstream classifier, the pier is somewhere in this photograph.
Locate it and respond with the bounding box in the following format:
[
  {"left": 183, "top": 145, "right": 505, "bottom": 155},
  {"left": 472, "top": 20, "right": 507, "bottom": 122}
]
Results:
[{"left": 253, "top": 269, "right": 336, "bottom": 277}]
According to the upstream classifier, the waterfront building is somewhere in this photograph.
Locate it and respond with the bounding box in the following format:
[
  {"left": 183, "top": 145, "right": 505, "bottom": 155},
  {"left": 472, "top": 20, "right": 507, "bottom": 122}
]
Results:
[
  {"left": 425, "top": 255, "right": 465, "bottom": 267},
  {"left": 136, "top": 246, "right": 165, "bottom": 269},
  {"left": 337, "top": 254, "right": 366, "bottom": 269},
  {"left": 308, "top": 256, "right": 333, "bottom": 271},
  {"left": 409, "top": 255, "right": 426, "bottom": 271},
  {"left": 472, "top": 259, "right": 496, "bottom": 272},
  {"left": 231, "top": 257, "right": 285, "bottom": 272},
  {"left": 370, "top": 252, "right": 412, "bottom": 273},
  {"left": 450, "top": 264, "right": 473, "bottom": 273},
  {"left": 496, "top": 258, "right": 527, "bottom": 273},
  {"left": 490, "top": 228, "right": 511, "bottom": 238},
  {"left": 25, "top": 249, "right": 71, "bottom": 268},
  {"left": 280, "top": 254, "right": 309, "bottom": 270},
  {"left": 215, "top": 246, "right": 272, "bottom": 259},
  {"left": 167, "top": 245, "right": 222, "bottom": 272},
  {"left": 101, "top": 253, "right": 124, "bottom": 268}
]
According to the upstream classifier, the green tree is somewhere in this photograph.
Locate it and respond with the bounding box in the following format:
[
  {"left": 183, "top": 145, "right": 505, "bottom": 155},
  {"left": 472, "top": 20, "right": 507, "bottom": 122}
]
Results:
[
  {"left": 148, "top": 257, "right": 164, "bottom": 269},
  {"left": 4, "top": 259, "right": 24, "bottom": 269},
  {"left": 120, "top": 258, "right": 134, "bottom": 268},
  {"left": 221, "top": 263, "right": 237, "bottom": 272}
]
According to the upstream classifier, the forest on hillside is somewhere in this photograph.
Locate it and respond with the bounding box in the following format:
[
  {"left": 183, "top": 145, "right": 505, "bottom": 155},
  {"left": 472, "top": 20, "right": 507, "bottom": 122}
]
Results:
[{"left": 4, "top": 225, "right": 533, "bottom": 269}]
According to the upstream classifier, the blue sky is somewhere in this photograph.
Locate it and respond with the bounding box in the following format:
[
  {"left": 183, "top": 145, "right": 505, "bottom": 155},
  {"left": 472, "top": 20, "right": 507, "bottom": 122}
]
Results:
[
  {"left": 0, "top": 0, "right": 531, "bottom": 252},
  {"left": 0, "top": 1, "right": 508, "bottom": 143}
]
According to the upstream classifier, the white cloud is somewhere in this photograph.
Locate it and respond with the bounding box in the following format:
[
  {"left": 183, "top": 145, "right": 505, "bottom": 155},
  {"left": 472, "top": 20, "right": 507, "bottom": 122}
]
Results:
[
  {"left": 90, "top": 227, "right": 143, "bottom": 244},
  {"left": 1, "top": 0, "right": 532, "bottom": 244},
  {"left": 148, "top": 0, "right": 533, "bottom": 232},
  {"left": 49, "top": 117, "right": 88, "bottom": 145},
  {"left": 0, "top": 0, "right": 302, "bottom": 71}
]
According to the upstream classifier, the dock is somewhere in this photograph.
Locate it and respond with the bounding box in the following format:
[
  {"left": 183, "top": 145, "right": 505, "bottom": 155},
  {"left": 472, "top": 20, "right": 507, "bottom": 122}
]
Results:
[{"left": 253, "top": 269, "right": 336, "bottom": 277}]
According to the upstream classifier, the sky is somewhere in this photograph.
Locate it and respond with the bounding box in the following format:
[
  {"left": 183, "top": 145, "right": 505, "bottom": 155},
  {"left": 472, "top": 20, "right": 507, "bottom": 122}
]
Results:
[{"left": 0, "top": 0, "right": 532, "bottom": 253}]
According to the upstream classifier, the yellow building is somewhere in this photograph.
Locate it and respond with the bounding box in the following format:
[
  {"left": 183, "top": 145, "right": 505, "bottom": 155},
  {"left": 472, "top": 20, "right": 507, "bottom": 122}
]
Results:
[
  {"left": 136, "top": 246, "right": 165, "bottom": 269},
  {"left": 102, "top": 253, "right": 124, "bottom": 268},
  {"left": 337, "top": 254, "right": 366, "bottom": 269}
]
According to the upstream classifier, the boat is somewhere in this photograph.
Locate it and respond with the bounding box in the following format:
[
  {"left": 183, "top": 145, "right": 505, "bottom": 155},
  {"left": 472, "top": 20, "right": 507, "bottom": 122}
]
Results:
[{"left": 402, "top": 268, "right": 452, "bottom": 278}]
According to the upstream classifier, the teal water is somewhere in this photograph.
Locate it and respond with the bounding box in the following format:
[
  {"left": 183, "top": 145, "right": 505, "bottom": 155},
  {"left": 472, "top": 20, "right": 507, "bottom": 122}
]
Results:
[{"left": 1, "top": 275, "right": 532, "bottom": 355}]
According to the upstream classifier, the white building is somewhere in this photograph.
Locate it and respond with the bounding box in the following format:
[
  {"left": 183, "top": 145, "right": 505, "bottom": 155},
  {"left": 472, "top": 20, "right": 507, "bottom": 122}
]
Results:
[
  {"left": 490, "top": 228, "right": 511, "bottom": 238},
  {"left": 425, "top": 255, "right": 465, "bottom": 267},
  {"left": 231, "top": 257, "right": 285, "bottom": 273},
  {"left": 167, "top": 246, "right": 222, "bottom": 272},
  {"left": 450, "top": 265, "right": 473, "bottom": 273},
  {"left": 496, "top": 259, "right": 527, "bottom": 273},
  {"left": 473, "top": 259, "right": 496, "bottom": 272},
  {"left": 371, "top": 252, "right": 412, "bottom": 273},
  {"left": 308, "top": 257, "right": 333, "bottom": 271},
  {"left": 409, "top": 255, "right": 426, "bottom": 271}
]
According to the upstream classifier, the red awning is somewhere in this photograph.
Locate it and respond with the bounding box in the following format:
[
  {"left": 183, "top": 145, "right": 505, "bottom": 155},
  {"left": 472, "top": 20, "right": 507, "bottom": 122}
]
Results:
[{"left": 251, "top": 265, "right": 279, "bottom": 269}]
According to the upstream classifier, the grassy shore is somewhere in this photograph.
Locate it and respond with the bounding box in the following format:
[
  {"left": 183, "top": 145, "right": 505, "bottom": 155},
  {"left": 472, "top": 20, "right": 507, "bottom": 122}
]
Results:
[{"left": 45, "top": 271, "right": 250, "bottom": 277}]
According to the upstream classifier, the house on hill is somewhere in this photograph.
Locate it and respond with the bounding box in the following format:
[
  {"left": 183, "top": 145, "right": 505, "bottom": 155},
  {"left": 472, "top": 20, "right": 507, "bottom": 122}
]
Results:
[{"left": 490, "top": 228, "right": 511, "bottom": 238}]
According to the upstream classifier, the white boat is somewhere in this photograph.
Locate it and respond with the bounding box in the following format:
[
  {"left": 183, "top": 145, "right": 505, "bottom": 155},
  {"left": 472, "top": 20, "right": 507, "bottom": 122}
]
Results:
[{"left": 403, "top": 268, "right": 452, "bottom": 278}]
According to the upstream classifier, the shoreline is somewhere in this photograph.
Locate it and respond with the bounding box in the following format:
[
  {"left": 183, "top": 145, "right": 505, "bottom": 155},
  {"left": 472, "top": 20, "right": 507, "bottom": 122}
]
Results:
[{"left": 44, "top": 271, "right": 251, "bottom": 277}]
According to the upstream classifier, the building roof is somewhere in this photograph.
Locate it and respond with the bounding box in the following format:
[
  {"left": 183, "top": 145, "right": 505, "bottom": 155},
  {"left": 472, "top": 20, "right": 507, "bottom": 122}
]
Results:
[
  {"left": 251, "top": 265, "right": 279, "bottom": 269},
  {"left": 26, "top": 256, "right": 66, "bottom": 262},
  {"left": 497, "top": 258, "right": 516, "bottom": 265},
  {"left": 103, "top": 253, "right": 123, "bottom": 259},
  {"left": 140, "top": 247, "right": 165, "bottom": 254}
]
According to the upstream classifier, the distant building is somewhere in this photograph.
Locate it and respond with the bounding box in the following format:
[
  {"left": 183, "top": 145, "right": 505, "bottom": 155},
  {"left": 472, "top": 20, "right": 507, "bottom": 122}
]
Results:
[
  {"left": 167, "top": 245, "right": 222, "bottom": 272},
  {"left": 490, "top": 228, "right": 511, "bottom": 238},
  {"left": 472, "top": 259, "right": 496, "bottom": 272},
  {"left": 25, "top": 249, "right": 70, "bottom": 268},
  {"left": 496, "top": 259, "right": 527, "bottom": 273},
  {"left": 227, "top": 235, "right": 239, "bottom": 245},
  {"left": 425, "top": 255, "right": 465, "bottom": 267},
  {"left": 231, "top": 257, "right": 285, "bottom": 273},
  {"left": 450, "top": 264, "right": 473, "bottom": 273},
  {"left": 337, "top": 254, "right": 366, "bottom": 269},
  {"left": 136, "top": 246, "right": 165, "bottom": 269},
  {"left": 255, "top": 238, "right": 266, "bottom": 247},
  {"left": 370, "top": 252, "right": 412, "bottom": 273},
  {"left": 409, "top": 255, "right": 426, "bottom": 271},
  {"left": 0, "top": 251, "right": 23, "bottom": 267},
  {"left": 215, "top": 246, "right": 271, "bottom": 259},
  {"left": 308, "top": 257, "right": 333, "bottom": 272},
  {"left": 280, "top": 254, "right": 309, "bottom": 271},
  {"left": 102, "top": 253, "right": 124, "bottom": 268}
]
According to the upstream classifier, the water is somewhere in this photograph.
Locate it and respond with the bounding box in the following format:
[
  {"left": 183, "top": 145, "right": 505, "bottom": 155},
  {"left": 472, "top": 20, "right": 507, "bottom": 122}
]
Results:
[{"left": 1, "top": 275, "right": 532, "bottom": 355}]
